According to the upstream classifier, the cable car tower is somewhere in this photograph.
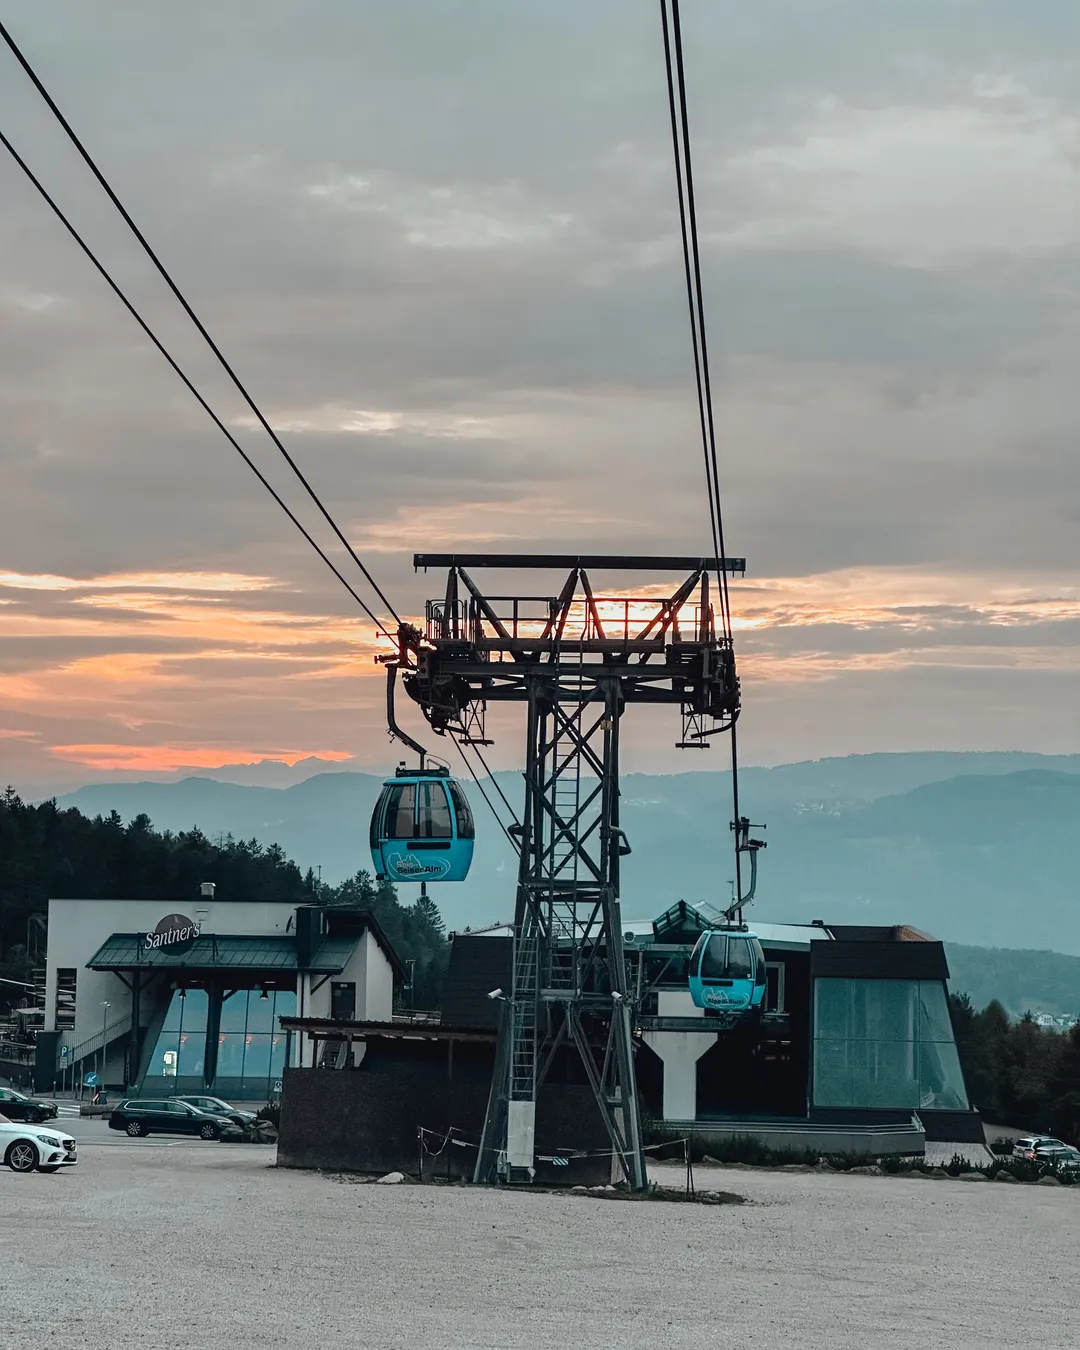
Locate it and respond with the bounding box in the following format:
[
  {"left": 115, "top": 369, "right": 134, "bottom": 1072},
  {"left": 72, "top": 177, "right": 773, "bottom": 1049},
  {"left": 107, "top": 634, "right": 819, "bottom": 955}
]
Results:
[{"left": 380, "top": 552, "right": 745, "bottom": 1189}]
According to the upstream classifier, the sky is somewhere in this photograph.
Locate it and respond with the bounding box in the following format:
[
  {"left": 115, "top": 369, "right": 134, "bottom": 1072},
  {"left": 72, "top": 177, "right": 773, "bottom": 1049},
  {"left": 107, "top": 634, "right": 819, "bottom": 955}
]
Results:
[{"left": 1, "top": 0, "right": 1079, "bottom": 793}]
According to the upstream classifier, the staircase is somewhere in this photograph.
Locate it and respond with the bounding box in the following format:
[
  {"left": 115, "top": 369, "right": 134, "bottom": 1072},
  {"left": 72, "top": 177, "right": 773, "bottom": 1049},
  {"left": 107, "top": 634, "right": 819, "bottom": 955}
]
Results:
[
  {"left": 318, "top": 1037, "right": 350, "bottom": 1069},
  {"left": 59, "top": 1012, "right": 132, "bottom": 1074}
]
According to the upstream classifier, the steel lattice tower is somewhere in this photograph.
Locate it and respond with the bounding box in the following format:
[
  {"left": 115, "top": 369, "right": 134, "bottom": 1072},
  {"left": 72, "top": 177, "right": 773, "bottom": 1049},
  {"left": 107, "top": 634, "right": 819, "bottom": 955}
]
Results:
[{"left": 383, "top": 554, "right": 743, "bottom": 1189}]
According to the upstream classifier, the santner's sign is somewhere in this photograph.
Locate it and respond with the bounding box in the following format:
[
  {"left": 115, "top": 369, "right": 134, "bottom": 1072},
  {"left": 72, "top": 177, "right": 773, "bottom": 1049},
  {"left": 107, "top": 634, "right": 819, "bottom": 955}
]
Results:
[{"left": 143, "top": 913, "right": 202, "bottom": 954}]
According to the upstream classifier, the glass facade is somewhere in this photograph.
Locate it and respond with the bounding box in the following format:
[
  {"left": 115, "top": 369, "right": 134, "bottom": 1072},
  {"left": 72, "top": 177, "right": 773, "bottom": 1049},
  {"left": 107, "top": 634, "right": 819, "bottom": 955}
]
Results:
[
  {"left": 813, "top": 978, "right": 969, "bottom": 1110},
  {"left": 216, "top": 988, "right": 296, "bottom": 1089},
  {"left": 143, "top": 987, "right": 296, "bottom": 1098}
]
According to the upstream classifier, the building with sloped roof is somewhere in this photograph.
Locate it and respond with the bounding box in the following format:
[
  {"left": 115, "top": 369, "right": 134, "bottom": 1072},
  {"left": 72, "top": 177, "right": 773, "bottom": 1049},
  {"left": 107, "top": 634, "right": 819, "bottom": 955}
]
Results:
[{"left": 35, "top": 896, "right": 402, "bottom": 1100}]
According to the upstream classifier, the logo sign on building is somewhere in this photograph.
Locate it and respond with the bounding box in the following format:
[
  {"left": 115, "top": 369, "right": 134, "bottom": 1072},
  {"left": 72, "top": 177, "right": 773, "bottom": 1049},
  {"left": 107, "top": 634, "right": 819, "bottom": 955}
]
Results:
[{"left": 143, "top": 913, "right": 202, "bottom": 955}]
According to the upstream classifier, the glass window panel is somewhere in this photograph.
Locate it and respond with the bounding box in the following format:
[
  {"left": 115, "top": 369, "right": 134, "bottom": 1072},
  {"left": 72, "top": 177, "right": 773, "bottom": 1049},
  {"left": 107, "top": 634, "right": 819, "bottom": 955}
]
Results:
[
  {"left": 418, "top": 782, "right": 453, "bottom": 838},
  {"left": 243, "top": 1034, "right": 272, "bottom": 1081},
  {"left": 864, "top": 980, "right": 917, "bottom": 1042},
  {"left": 273, "top": 989, "right": 297, "bottom": 1021},
  {"left": 814, "top": 977, "right": 967, "bottom": 1110},
  {"left": 160, "top": 991, "right": 184, "bottom": 1032},
  {"left": 178, "top": 989, "right": 209, "bottom": 1037},
  {"left": 864, "top": 1039, "right": 919, "bottom": 1108},
  {"left": 727, "top": 938, "right": 753, "bottom": 980},
  {"left": 385, "top": 784, "right": 416, "bottom": 839},
  {"left": 219, "top": 991, "right": 249, "bottom": 1033},
  {"left": 177, "top": 1030, "right": 205, "bottom": 1078},
  {"left": 917, "top": 982, "right": 955, "bottom": 1043},
  {"left": 216, "top": 1032, "right": 245, "bottom": 1078},
  {"left": 814, "top": 979, "right": 853, "bottom": 1041},
  {"left": 269, "top": 1033, "right": 287, "bottom": 1079},
  {"left": 448, "top": 781, "right": 475, "bottom": 839},
  {"left": 813, "top": 1037, "right": 855, "bottom": 1107},
  {"left": 697, "top": 936, "right": 726, "bottom": 981},
  {"left": 918, "top": 1038, "right": 970, "bottom": 1110},
  {"left": 245, "top": 993, "right": 275, "bottom": 1035}
]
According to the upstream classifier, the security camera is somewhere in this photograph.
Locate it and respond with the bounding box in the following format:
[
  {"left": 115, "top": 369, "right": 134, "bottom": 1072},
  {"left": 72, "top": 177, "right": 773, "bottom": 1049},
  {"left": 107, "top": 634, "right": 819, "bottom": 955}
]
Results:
[
  {"left": 487, "top": 988, "right": 504, "bottom": 1000},
  {"left": 611, "top": 991, "right": 623, "bottom": 1003}
]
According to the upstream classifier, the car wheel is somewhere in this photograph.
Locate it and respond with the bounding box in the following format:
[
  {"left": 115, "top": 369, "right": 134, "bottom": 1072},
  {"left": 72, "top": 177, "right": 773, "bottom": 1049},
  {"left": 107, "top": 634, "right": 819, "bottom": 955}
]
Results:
[
  {"left": 125, "top": 1120, "right": 146, "bottom": 1137},
  {"left": 37, "top": 1165, "right": 61, "bottom": 1174},
  {"left": 5, "top": 1141, "right": 38, "bottom": 1173},
  {"left": 199, "top": 1122, "right": 219, "bottom": 1140}
]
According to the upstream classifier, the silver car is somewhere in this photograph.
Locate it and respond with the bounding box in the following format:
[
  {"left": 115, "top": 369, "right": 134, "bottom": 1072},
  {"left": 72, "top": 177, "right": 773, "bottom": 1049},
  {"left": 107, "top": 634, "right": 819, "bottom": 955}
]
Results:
[
  {"left": 1014, "top": 1135, "right": 1065, "bottom": 1160},
  {"left": 0, "top": 1111, "right": 78, "bottom": 1173},
  {"left": 1032, "top": 1144, "right": 1080, "bottom": 1175}
]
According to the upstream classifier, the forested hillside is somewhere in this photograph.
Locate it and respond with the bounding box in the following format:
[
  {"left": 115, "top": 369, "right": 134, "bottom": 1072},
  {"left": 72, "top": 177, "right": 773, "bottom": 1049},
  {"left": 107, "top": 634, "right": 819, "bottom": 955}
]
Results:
[{"left": 0, "top": 788, "right": 447, "bottom": 1007}]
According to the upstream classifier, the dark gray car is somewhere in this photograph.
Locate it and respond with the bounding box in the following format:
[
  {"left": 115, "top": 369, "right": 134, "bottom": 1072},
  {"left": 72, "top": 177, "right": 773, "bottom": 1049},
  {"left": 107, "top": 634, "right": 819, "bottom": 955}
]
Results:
[
  {"left": 108, "top": 1098, "right": 230, "bottom": 1139},
  {"left": 174, "top": 1095, "right": 257, "bottom": 1129}
]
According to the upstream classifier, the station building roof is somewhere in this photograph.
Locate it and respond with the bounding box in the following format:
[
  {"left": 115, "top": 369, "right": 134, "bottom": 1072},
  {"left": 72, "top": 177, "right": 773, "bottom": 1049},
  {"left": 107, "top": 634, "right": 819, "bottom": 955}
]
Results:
[{"left": 87, "top": 932, "right": 358, "bottom": 973}]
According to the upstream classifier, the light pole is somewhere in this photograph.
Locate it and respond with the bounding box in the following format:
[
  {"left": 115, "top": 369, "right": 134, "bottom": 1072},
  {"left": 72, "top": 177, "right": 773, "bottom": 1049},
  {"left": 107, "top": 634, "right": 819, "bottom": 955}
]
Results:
[{"left": 99, "top": 1000, "right": 111, "bottom": 1092}]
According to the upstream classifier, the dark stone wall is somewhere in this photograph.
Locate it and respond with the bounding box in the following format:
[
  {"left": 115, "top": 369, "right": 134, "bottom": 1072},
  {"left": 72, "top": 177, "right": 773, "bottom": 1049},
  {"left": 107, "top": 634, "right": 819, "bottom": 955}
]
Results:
[
  {"left": 440, "top": 936, "right": 512, "bottom": 1029},
  {"left": 278, "top": 1040, "right": 615, "bottom": 1184}
]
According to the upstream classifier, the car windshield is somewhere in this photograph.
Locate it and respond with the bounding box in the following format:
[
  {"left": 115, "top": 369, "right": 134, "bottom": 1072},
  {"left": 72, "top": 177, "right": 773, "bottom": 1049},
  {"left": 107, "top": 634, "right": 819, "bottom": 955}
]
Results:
[{"left": 0, "top": 1111, "right": 10, "bottom": 1123}]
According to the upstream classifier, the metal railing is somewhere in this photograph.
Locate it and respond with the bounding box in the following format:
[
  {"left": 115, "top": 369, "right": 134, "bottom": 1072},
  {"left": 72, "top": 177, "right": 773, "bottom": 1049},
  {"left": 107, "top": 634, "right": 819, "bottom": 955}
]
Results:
[{"left": 61, "top": 1012, "right": 132, "bottom": 1069}]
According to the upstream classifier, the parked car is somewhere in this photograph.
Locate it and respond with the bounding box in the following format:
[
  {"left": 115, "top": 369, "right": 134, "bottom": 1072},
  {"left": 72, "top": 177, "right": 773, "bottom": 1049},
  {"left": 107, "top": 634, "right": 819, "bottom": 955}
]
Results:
[
  {"left": 1033, "top": 1144, "right": 1080, "bottom": 1175},
  {"left": 108, "top": 1098, "right": 238, "bottom": 1140},
  {"left": 1015, "top": 1135, "right": 1067, "bottom": 1160},
  {"left": 174, "top": 1095, "right": 257, "bottom": 1129},
  {"left": 0, "top": 1086, "right": 59, "bottom": 1123},
  {"left": 0, "top": 1111, "right": 77, "bottom": 1173}
]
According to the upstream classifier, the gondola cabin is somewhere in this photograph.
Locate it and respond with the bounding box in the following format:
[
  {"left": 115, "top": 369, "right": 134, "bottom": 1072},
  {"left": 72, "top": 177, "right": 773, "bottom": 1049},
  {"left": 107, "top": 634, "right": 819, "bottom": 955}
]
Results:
[
  {"left": 369, "top": 766, "right": 475, "bottom": 884},
  {"left": 688, "top": 927, "right": 767, "bottom": 1013}
]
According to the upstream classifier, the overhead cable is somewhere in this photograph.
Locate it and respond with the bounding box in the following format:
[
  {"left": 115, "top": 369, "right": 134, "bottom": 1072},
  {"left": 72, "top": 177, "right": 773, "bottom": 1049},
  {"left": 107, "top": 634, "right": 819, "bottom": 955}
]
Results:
[
  {"left": 0, "top": 125, "right": 391, "bottom": 636},
  {"left": 0, "top": 18, "right": 401, "bottom": 630},
  {"left": 448, "top": 730, "right": 521, "bottom": 857},
  {"left": 659, "top": 0, "right": 744, "bottom": 904},
  {"left": 659, "top": 0, "right": 733, "bottom": 641}
]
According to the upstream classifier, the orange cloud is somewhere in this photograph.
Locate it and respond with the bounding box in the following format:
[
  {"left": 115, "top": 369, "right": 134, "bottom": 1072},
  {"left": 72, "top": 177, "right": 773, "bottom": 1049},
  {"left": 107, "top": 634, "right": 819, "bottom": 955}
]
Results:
[
  {"left": 47, "top": 744, "right": 355, "bottom": 772},
  {"left": 0, "top": 569, "right": 278, "bottom": 593}
]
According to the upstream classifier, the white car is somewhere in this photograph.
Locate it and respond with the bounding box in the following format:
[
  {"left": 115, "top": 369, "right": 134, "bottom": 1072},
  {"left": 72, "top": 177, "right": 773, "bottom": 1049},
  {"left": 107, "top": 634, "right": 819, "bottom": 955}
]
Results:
[{"left": 0, "top": 1111, "right": 78, "bottom": 1174}]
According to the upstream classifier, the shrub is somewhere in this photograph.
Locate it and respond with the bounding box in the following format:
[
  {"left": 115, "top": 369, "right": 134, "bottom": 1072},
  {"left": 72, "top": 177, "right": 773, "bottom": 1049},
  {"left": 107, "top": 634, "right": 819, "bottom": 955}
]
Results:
[{"left": 256, "top": 1102, "right": 280, "bottom": 1131}]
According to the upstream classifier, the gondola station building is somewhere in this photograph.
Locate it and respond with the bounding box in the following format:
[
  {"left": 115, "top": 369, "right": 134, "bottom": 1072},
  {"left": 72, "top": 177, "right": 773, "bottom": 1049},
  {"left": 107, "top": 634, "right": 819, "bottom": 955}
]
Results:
[
  {"left": 32, "top": 887, "right": 978, "bottom": 1163},
  {"left": 276, "top": 904, "right": 980, "bottom": 1176},
  {"left": 34, "top": 891, "right": 403, "bottom": 1100}
]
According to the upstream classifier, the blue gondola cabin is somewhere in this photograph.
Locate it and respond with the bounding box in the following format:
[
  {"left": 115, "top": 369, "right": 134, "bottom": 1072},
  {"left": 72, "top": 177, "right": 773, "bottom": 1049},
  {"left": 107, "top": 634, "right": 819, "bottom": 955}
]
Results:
[
  {"left": 688, "top": 928, "right": 767, "bottom": 1013},
  {"left": 370, "top": 767, "right": 475, "bottom": 884}
]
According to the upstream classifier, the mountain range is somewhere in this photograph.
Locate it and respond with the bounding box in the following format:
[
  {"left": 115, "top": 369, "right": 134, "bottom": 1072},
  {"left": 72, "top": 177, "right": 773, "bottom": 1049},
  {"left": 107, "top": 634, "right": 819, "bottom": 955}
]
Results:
[{"left": 44, "top": 751, "right": 1080, "bottom": 968}]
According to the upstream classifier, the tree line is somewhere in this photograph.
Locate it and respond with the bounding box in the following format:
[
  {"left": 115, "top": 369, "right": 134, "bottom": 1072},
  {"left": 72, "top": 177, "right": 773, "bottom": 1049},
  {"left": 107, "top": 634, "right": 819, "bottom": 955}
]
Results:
[
  {"left": 950, "top": 992, "right": 1080, "bottom": 1144},
  {"left": 0, "top": 788, "right": 448, "bottom": 1009}
]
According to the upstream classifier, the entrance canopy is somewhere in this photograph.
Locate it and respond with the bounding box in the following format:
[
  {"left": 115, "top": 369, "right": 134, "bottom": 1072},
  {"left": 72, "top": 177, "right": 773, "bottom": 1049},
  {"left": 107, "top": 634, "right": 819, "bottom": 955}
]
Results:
[{"left": 87, "top": 933, "right": 356, "bottom": 974}]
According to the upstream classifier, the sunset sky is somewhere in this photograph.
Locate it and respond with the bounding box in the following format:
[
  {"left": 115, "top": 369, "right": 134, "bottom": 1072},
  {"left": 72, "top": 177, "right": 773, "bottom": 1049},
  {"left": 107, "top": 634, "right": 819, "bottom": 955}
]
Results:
[{"left": 2, "top": 1, "right": 1079, "bottom": 792}]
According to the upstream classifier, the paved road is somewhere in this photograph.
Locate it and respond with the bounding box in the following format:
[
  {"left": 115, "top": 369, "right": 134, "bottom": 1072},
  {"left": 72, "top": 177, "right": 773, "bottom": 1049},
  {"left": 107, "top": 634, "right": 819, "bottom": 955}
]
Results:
[
  {"left": 57, "top": 1116, "right": 251, "bottom": 1149},
  {"left": 3, "top": 1151, "right": 1079, "bottom": 1349}
]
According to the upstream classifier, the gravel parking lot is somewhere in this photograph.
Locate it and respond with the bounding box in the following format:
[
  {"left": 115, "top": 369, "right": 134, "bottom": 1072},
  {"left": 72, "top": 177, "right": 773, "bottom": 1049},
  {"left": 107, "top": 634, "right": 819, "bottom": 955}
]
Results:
[{"left": 3, "top": 1137, "right": 1079, "bottom": 1350}]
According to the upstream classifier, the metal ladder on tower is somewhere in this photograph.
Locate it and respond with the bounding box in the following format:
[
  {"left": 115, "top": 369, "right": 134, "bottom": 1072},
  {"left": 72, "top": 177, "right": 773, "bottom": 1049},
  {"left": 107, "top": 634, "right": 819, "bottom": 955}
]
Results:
[{"left": 545, "top": 624, "right": 587, "bottom": 989}]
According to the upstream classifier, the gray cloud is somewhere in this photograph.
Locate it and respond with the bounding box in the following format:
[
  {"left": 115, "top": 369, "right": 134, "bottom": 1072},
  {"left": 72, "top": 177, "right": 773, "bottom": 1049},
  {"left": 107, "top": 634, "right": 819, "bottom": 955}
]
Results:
[{"left": 1, "top": 0, "right": 1079, "bottom": 785}]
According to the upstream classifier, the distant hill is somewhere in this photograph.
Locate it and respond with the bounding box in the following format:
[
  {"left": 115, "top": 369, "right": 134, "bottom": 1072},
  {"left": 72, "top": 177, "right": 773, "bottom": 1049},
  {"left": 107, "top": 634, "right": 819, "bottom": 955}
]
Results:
[
  {"left": 48, "top": 751, "right": 1080, "bottom": 953},
  {"left": 945, "top": 944, "right": 1080, "bottom": 1021}
]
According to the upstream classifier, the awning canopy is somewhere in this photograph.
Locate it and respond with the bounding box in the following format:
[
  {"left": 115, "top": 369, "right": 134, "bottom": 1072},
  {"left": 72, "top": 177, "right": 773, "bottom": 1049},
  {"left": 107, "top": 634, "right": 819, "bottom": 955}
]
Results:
[{"left": 86, "top": 933, "right": 356, "bottom": 974}]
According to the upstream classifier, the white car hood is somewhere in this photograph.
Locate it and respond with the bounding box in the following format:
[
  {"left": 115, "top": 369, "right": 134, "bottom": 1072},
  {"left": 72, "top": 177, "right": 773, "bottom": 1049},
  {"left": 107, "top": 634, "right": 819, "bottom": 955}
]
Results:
[{"left": 0, "top": 1120, "right": 70, "bottom": 1144}]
